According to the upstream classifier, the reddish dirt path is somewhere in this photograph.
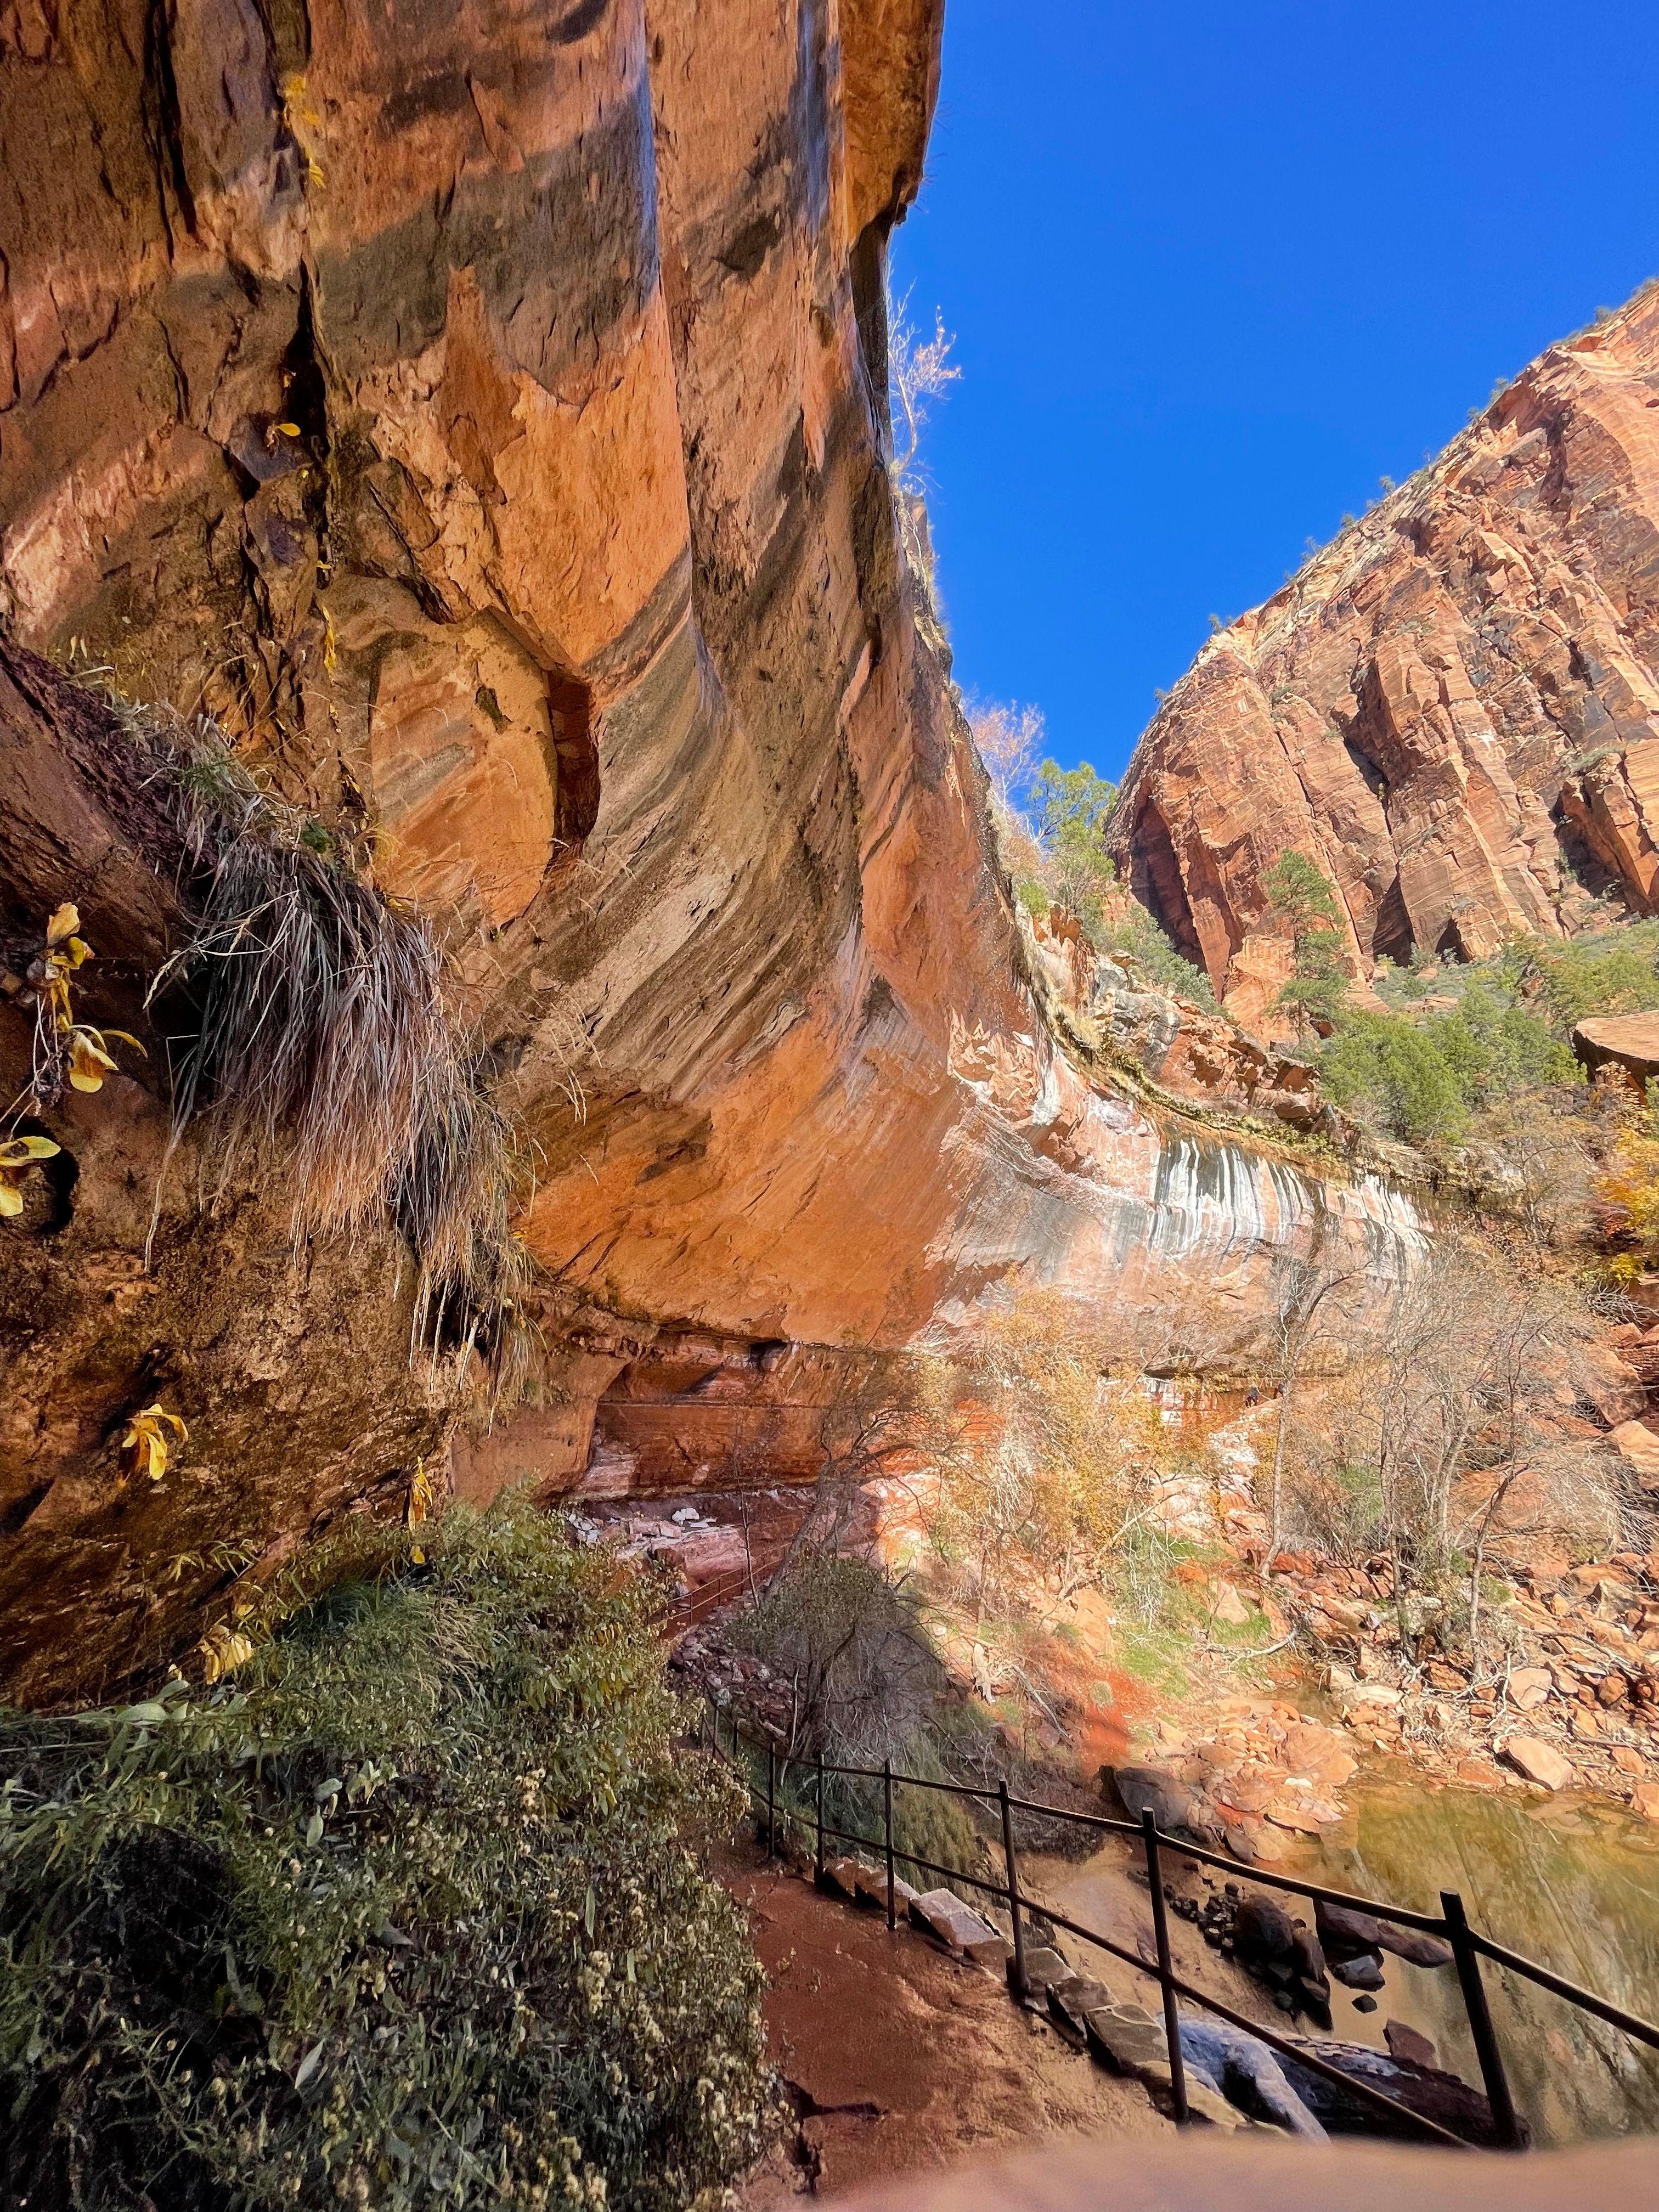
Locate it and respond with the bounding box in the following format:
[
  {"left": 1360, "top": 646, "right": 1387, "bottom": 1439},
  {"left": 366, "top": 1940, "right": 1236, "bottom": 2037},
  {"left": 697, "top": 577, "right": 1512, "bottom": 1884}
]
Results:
[{"left": 718, "top": 1844, "right": 1169, "bottom": 2203}]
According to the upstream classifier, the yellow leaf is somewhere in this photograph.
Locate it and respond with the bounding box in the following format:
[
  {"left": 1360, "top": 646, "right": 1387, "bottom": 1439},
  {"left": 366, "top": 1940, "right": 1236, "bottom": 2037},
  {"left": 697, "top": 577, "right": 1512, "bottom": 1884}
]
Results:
[
  {"left": 122, "top": 1404, "right": 185, "bottom": 1483},
  {"left": 67, "top": 1031, "right": 118, "bottom": 1091},
  {"left": 275, "top": 421, "right": 302, "bottom": 437},
  {"left": 0, "top": 1137, "right": 59, "bottom": 1166},
  {"left": 198, "top": 1623, "right": 256, "bottom": 1683},
  {"left": 45, "top": 902, "right": 80, "bottom": 945},
  {"left": 0, "top": 1183, "right": 21, "bottom": 1217}
]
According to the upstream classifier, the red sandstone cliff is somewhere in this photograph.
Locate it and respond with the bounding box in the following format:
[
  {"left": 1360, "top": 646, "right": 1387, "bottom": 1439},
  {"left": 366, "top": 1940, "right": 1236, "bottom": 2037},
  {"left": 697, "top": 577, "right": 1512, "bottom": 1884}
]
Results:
[
  {"left": 0, "top": 0, "right": 1424, "bottom": 1704},
  {"left": 1107, "top": 284, "right": 1659, "bottom": 1025}
]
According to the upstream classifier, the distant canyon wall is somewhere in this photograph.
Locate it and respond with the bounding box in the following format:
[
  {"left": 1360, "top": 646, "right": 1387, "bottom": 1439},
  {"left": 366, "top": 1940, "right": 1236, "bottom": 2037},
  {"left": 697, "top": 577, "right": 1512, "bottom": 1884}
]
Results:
[{"left": 1107, "top": 284, "right": 1659, "bottom": 1021}]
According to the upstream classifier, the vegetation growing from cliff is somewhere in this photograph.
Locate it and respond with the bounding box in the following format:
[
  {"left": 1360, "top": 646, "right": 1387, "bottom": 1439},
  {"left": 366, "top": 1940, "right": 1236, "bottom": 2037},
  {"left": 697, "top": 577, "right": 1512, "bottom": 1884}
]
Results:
[
  {"left": 1321, "top": 927, "right": 1659, "bottom": 1152},
  {"left": 0, "top": 1501, "right": 775, "bottom": 2212},
  {"left": 975, "top": 718, "right": 1218, "bottom": 1008},
  {"left": 125, "top": 697, "right": 530, "bottom": 1366},
  {"left": 887, "top": 287, "right": 959, "bottom": 631},
  {"left": 1262, "top": 851, "right": 1350, "bottom": 1038}
]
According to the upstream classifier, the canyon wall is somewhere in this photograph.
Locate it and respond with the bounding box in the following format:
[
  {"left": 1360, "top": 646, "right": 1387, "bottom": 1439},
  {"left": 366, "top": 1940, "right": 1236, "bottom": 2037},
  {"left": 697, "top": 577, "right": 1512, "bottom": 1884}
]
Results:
[
  {"left": 0, "top": 0, "right": 1422, "bottom": 1703},
  {"left": 1107, "top": 284, "right": 1659, "bottom": 1022}
]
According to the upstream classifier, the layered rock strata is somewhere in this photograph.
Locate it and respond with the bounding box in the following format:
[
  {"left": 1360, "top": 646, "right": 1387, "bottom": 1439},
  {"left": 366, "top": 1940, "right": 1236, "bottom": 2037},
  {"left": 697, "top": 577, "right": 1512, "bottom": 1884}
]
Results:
[
  {"left": 1107, "top": 284, "right": 1659, "bottom": 1022},
  {"left": 0, "top": 0, "right": 1425, "bottom": 1701}
]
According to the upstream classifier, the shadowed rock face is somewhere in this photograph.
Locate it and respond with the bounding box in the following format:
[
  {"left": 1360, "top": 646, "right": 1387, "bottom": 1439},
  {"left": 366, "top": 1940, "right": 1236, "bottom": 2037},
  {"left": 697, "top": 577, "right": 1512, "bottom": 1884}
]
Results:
[
  {"left": 1107, "top": 285, "right": 1659, "bottom": 1023},
  {"left": 0, "top": 1, "right": 1424, "bottom": 1701}
]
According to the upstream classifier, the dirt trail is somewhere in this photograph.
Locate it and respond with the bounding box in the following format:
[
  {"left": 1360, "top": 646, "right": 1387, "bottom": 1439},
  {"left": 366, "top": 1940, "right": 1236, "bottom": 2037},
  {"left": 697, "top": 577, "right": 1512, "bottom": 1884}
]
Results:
[{"left": 718, "top": 1845, "right": 1169, "bottom": 2203}]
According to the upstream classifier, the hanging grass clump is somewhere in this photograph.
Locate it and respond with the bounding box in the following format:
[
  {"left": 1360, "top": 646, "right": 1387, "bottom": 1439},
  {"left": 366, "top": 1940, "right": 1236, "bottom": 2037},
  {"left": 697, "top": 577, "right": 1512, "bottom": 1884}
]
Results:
[{"left": 127, "top": 708, "right": 531, "bottom": 1361}]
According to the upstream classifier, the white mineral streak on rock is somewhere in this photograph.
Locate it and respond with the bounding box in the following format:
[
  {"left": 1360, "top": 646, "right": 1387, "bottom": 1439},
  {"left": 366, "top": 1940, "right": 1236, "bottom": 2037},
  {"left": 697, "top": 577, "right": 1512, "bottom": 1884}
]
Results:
[{"left": 926, "top": 1040, "right": 1428, "bottom": 1353}]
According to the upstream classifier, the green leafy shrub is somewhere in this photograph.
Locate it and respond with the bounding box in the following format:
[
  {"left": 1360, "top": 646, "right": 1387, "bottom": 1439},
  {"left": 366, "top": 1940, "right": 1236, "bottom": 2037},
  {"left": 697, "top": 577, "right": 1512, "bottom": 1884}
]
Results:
[
  {"left": 1321, "top": 1009, "right": 1475, "bottom": 1143},
  {"left": 1509, "top": 926, "right": 1659, "bottom": 1031},
  {"left": 1029, "top": 760, "right": 1118, "bottom": 929},
  {"left": 1094, "top": 904, "right": 1218, "bottom": 1009},
  {"left": 1323, "top": 940, "right": 1604, "bottom": 1145},
  {"left": 0, "top": 1502, "right": 775, "bottom": 2212}
]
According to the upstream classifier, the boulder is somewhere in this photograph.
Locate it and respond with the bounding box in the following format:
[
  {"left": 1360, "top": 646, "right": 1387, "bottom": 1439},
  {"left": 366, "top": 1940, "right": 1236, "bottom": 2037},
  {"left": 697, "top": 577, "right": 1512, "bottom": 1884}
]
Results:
[
  {"left": 1385, "top": 2021, "right": 1439, "bottom": 2072},
  {"left": 1504, "top": 1667, "right": 1554, "bottom": 1712},
  {"left": 1279, "top": 2035, "right": 1521, "bottom": 2148},
  {"left": 1099, "top": 1763, "right": 1194, "bottom": 1833},
  {"left": 1316, "top": 1898, "right": 1452, "bottom": 1972},
  {"left": 1232, "top": 1893, "right": 1298, "bottom": 1967},
  {"left": 1177, "top": 2018, "right": 1327, "bottom": 2139},
  {"left": 1573, "top": 1013, "right": 1659, "bottom": 1089},
  {"left": 1609, "top": 1420, "right": 1659, "bottom": 1487},
  {"left": 1330, "top": 1953, "right": 1386, "bottom": 1992},
  {"left": 1575, "top": 1344, "right": 1649, "bottom": 1426},
  {"left": 1502, "top": 1735, "right": 1576, "bottom": 1792}
]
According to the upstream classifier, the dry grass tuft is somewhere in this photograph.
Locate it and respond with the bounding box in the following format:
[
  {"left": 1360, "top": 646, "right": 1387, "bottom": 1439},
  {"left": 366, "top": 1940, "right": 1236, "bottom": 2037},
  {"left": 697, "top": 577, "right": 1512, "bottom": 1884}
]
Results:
[{"left": 111, "top": 704, "right": 532, "bottom": 1362}]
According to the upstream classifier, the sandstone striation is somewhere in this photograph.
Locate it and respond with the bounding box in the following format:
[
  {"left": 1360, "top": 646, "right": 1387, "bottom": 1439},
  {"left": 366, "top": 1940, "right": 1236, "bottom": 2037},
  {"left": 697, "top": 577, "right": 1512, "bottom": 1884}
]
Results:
[
  {"left": 1108, "top": 285, "right": 1659, "bottom": 1019},
  {"left": 0, "top": 0, "right": 1426, "bottom": 1702}
]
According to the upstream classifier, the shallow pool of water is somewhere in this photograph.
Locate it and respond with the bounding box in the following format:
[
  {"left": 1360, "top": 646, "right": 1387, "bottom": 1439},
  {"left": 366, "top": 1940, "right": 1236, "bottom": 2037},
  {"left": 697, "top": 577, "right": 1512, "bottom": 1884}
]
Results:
[{"left": 1288, "top": 1778, "right": 1659, "bottom": 2145}]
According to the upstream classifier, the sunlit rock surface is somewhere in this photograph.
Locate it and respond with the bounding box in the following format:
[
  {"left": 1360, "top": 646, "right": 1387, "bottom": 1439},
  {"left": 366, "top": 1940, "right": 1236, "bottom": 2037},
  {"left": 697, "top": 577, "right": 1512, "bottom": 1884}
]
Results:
[
  {"left": 0, "top": 0, "right": 1424, "bottom": 1699},
  {"left": 1107, "top": 285, "right": 1659, "bottom": 1017}
]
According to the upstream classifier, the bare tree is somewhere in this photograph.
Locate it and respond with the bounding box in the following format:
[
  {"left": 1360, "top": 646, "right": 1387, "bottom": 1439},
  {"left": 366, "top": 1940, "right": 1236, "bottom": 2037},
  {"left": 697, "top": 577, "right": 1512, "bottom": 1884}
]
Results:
[
  {"left": 887, "top": 285, "right": 960, "bottom": 492},
  {"left": 968, "top": 698, "right": 1045, "bottom": 819},
  {"left": 770, "top": 1356, "right": 960, "bottom": 1588},
  {"left": 1261, "top": 1250, "right": 1367, "bottom": 1572},
  {"left": 886, "top": 285, "right": 960, "bottom": 611}
]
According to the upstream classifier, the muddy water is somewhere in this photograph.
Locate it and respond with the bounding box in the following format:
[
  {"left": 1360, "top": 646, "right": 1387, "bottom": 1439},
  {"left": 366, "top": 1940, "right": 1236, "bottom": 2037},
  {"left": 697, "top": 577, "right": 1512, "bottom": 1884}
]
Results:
[{"left": 1286, "top": 1779, "right": 1659, "bottom": 2145}]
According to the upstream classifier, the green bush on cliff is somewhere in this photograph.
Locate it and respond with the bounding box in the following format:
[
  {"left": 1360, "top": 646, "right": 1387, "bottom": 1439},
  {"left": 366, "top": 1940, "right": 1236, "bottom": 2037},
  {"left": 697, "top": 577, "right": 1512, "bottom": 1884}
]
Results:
[
  {"left": 1321, "top": 985, "right": 1576, "bottom": 1144},
  {"left": 0, "top": 1500, "right": 775, "bottom": 2212}
]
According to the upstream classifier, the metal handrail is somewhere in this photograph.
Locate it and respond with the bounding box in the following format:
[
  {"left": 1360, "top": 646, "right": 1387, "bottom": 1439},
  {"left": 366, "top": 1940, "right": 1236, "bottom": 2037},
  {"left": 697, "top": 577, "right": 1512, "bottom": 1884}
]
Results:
[
  {"left": 1467, "top": 1927, "right": 1659, "bottom": 2054},
  {"left": 698, "top": 1695, "right": 1659, "bottom": 2148}
]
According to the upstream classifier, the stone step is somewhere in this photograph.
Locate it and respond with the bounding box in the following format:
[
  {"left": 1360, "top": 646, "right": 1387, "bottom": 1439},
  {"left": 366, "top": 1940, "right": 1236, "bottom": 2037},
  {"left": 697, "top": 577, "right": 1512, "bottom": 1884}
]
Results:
[
  {"left": 850, "top": 1861, "right": 919, "bottom": 1915},
  {"left": 1083, "top": 1998, "right": 1170, "bottom": 2078},
  {"left": 1009, "top": 1943, "right": 1070, "bottom": 1998},
  {"left": 1183, "top": 2081, "right": 1254, "bottom": 2131},
  {"left": 1046, "top": 1973, "right": 1114, "bottom": 2046},
  {"left": 816, "top": 1857, "right": 872, "bottom": 1904},
  {"left": 909, "top": 1886, "right": 1005, "bottom": 1958}
]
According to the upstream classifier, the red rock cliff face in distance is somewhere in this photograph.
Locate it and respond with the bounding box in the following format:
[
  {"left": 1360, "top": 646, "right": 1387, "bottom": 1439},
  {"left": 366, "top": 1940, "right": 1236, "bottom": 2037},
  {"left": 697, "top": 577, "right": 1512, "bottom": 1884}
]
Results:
[
  {"left": 0, "top": 0, "right": 1427, "bottom": 1701},
  {"left": 1106, "top": 284, "right": 1659, "bottom": 1026}
]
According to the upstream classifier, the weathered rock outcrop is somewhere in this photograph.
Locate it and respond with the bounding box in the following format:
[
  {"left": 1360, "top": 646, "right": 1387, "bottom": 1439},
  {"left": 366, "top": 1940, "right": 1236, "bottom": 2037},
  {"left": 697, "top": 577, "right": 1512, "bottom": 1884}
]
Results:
[
  {"left": 1573, "top": 1011, "right": 1659, "bottom": 1088},
  {"left": 1107, "top": 284, "right": 1659, "bottom": 1020},
  {"left": 0, "top": 0, "right": 1425, "bottom": 1702},
  {"left": 1028, "top": 908, "right": 1335, "bottom": 1136}
]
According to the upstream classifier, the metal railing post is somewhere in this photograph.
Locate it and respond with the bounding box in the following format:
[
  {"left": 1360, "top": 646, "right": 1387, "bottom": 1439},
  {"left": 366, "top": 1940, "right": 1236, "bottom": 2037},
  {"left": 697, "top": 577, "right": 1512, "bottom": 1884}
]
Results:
[
  {"left": 1442, "top": 1890, "right": 1525, "bottom": 2148},
  {"left": 766, "top": 1744, "right": 776, "bottom": 1859},
  {"left": 1143, "top": 1811, "right": 1189, "bottom": 2125},
  {"left": 815, "top": 1753, "right": 825, "bottom": 1879},
  {"left": 883, "top": 1758, "right": 896, "bottom": 1929},
  {"left": 998, "top": 1780, "right": 1029, "bottom": 2000}
]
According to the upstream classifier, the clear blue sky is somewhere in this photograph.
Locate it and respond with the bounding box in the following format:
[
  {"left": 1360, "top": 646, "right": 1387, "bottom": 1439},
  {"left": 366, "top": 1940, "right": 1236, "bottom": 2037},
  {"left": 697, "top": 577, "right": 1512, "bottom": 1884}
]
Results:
[{"left": 889, "top": 0, "right": 1659, "bottom": 785}]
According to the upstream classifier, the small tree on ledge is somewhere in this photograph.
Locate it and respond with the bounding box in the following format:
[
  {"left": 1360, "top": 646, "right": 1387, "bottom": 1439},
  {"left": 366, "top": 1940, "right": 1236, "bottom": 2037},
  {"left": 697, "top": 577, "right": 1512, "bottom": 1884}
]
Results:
[{"left": 1263, "top": 849, "right": 1351, "bottom": 1040}]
